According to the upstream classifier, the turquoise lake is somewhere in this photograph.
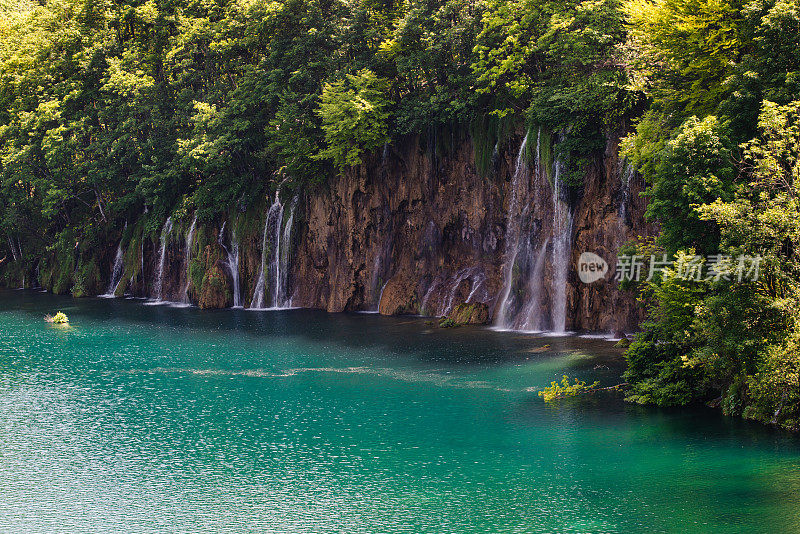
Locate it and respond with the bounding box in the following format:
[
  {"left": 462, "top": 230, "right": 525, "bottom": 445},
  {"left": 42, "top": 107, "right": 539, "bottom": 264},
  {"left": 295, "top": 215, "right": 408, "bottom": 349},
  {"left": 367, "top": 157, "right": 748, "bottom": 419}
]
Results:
[{"left": 1, "top": 290, "right": 799, "bottom": 533}]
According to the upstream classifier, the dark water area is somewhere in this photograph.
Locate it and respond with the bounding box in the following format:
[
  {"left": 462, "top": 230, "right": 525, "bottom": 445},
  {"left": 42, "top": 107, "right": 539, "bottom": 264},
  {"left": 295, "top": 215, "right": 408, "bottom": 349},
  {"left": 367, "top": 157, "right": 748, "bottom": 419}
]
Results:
[{"left": 1, "top": 290, "right": 798, "bottom": 533}]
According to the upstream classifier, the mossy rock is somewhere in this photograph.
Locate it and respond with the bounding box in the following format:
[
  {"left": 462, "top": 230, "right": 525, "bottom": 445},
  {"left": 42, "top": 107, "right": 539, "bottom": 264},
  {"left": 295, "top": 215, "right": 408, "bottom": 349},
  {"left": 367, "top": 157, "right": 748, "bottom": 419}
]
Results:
[
  {"left": 447, "top": 302, "right": 490, "bottom": 326},
  {"left": 72, "top": 259, "right": 102, "bottom": 298},
  {"left": 198, "top": 263, "right": 232, "bottom": 309},
  {"left": 191, "top": 240, "right": 227, "bottom": 307}
]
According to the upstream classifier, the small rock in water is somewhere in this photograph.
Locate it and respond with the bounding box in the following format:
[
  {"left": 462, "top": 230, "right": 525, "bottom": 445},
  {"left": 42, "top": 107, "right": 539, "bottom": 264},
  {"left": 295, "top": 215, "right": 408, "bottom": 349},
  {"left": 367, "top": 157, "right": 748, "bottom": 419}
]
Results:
[{"left": 445, "top": 302, "right": 490, "bottom": 326}]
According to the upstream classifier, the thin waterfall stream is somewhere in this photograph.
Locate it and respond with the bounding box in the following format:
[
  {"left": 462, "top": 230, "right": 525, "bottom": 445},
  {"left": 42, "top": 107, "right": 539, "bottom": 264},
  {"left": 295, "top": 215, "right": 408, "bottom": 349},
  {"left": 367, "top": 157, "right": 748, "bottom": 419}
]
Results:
[
  {"left": 550, "top": 158, "right": 572, "bottom": 333},
  {"left": 218, "top": 221, "right": 241, "bottom": 308},
  {"left": 494, "top": 130, "right": 573, "bottom": 332},
  {"left": 102, "top": 244, "right": 125, "bottom": 297},
  {"left": 181, "top": 215, "right": 197, "bottom": 304},
  {"left": 494, "top": 132, "right": 530, "bottom": 328},
  {"left": 250, "top": 193, "right": 296, "bottom": 309},
  {"left": 154, "top": 216, "right": 173, "bottom": 301}
]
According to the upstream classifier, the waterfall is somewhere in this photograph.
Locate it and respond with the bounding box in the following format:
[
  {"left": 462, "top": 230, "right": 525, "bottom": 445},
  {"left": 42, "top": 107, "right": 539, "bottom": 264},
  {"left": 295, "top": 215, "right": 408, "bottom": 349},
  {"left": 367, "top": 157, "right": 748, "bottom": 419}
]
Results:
[
  {"left": 444, "top": 267, "right": 482, "bottom": 316},
  {"left": 250, "top": 193, "right": 296, "bottom": 309},
  {"left": 518, "top": 237, "right": 549, "bottom": 331},
  {"left": 377, "top": 280, "right": 388, "bottom": 311},
  {"left": 422, "top": 267, "right": 487, "bottom": 317},
  {"left": 494, "top": 133, "right": 530, "bottom": 328},
  {"left": 493, "top": 129, "right": 573, "bottom": 332},
  {"left": 218, "top": 221, "right": 241, "bottom": 308},
  {"left": 181, "top": 215, "right": 197, "bottom": 304},
  {"left": 154, "top": 216, "right": 173, "bottom": 301},
  {"left": 550, "top": 159, "right": 573, "bottom": 333},
  {"left": 7, "top": 236, "right": 18, "bottom": 262},
  {"left": 250, "top": 195, "right": 282, "bottom": 309},
  {"left": 371, "top": 254, "right": 383, "bottom": 310},
  {"left": 102, "top": 243, "right": 125, "bottom": 297},
  {"left": 277, "top": 197, "right": 297, "bottom": 306},
  {"left": 140, "top": 239, "right": 144, "bottom": 287},
  {"left": 618, "top": 160, "right": 635, "bottom": 221}
]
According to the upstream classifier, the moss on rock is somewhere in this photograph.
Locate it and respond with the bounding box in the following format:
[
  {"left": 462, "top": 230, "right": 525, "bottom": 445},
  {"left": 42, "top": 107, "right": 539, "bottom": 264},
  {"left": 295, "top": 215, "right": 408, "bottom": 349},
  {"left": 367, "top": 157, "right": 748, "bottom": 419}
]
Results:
[{"left": 446, "top": 302, "right": 490, "bottom": 326}]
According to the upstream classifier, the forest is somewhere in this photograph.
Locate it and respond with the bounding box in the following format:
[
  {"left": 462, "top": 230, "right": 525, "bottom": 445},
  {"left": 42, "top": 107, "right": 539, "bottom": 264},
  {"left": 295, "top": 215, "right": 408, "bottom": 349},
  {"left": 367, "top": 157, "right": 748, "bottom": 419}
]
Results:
[{"left": 1, "top": 0, "right": 799, "bottom": 430}]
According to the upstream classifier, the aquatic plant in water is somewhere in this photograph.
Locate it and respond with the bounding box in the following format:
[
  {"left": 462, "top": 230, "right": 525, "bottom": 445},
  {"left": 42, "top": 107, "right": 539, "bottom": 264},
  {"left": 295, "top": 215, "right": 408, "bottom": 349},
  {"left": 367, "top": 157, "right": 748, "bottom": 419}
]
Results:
[
  {"left": 538, "top": 375, "right": 599, "bottom": 402},
  {"left": 45, "top": 312, "right": 69, "bottom": 324}
]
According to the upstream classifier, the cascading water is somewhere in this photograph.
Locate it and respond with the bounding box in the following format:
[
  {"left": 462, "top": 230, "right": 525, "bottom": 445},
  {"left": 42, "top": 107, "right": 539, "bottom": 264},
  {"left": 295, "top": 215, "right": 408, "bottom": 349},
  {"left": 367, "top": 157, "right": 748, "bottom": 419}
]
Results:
[
  {"left": 250, "top": 193, "right": 296, "bottom": 309},
  {"left": 494, "top": 129, "right": 573, "bottom": 332},
  {"left": 181, "top": 215, "right": 197, "bottom": 303},
  {"left": 102, "top": 243, "right": 125, "bottom": 297},
  {"left": 550, "top": 158, "right": 573, "bottom": 333},
  {"left": 251, "top": 195, "right": 282, "bottom": 309},
  {"left": 518, "top": 237, "right": 549, "bottom": 332},
  {"left": 422, "top": 267, "right": 488, "bottom": 317},
  {"left": 218, "top": 221, "right": 241, "bottom": 308},
  {"left": 277, "top": 197, "right": 297, "bottom": 306},
  {"left": 494, "top": 132, "right": 530, "bottom": 328},
  {"left": 618, "top": 160, "right": 635, "bottom": 222},
  {"left": 154, "top": 216, "right": 173, "bottom": 301}
]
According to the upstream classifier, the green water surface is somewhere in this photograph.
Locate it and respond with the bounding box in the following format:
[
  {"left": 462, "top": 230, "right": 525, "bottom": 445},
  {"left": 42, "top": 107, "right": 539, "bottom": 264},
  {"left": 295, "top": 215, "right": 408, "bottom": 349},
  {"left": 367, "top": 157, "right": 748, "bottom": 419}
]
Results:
[{"left": 0, "top": 290, "right": 798, "bottom": 533}]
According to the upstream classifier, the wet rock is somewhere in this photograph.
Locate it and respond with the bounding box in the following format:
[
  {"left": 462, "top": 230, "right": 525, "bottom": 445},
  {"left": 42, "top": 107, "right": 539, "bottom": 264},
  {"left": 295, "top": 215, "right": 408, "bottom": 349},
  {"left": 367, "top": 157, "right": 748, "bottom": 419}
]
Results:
[
  {"left": 290, "top": 130, "right": 650, "bottom": 332},
  {"left": 90, "top": 128, "right": 651, "bottom": 333},
  {"left": 446, "top": 302, "right": 490, "bottom": 325},
  {"left": 378, "top": 274, "right": 420, "bottom": 316},
  {"left": 199, "top": 262, "right": 232, "bottom": 309}
]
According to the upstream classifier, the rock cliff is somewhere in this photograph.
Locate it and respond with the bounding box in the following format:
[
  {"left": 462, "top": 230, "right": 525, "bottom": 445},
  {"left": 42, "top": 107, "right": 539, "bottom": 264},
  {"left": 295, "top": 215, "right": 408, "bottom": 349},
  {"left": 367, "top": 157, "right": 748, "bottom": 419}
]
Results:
[{"left": 33, "top": 129, "right": 650, "bottom": 334}]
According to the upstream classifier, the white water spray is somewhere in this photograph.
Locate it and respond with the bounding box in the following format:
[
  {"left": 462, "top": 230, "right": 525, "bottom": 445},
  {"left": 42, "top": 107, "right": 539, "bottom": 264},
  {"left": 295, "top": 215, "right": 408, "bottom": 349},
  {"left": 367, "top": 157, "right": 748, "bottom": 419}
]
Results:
[
  {"left": 218, "top": 221, "right": 241, "bottom": 308},
  {"left": 494, "top": 133, "right": 530, "bottom": 328},
  {"left": 182, "top": 215, "right": 197, "bottom": 303},
  {"left": 102, "top": 243, "right": 125, "bottom": 297},
  {"left": 493, "top": 129, "right": 573, "bottom": 332},
  {"left": 550, "top": 158, "right": 573, "bottom": 333},
  {"left": 154, "top": 216, "right": 173, "bottom": 301},
  {"left": 250, "top": 193, "right": 296, "bottom": 309}
]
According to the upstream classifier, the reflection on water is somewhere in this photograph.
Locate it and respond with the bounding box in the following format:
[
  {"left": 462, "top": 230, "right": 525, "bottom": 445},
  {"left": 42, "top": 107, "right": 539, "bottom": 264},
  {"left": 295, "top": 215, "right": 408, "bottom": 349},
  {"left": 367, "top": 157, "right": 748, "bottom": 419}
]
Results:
[{"left": 1, "top": 290, "right": 799, "bottom": 534}]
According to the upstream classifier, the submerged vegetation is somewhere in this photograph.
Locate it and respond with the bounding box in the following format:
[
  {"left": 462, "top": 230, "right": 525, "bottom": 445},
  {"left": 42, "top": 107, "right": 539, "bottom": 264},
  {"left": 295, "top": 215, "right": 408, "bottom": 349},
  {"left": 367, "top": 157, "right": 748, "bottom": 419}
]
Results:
[{"left": 0, "top": 0, "right": 799, "bottom": 428}]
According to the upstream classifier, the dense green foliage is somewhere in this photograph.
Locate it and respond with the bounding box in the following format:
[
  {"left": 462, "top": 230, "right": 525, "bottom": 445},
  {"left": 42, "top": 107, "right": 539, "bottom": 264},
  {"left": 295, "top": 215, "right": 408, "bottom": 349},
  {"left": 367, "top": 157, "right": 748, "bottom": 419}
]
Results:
[
  {"left": 621, "top": 0, "right": 800, "bottom": 430},
  {"left": 0, "top": 0, "right": 635, "bottom": 290}
]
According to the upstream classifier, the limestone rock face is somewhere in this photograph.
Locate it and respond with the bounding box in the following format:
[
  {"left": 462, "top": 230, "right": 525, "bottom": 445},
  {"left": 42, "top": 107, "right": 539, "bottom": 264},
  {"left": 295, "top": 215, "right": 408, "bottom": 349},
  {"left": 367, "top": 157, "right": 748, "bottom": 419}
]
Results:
[
  {"left": 92, "top": 128, "right": 651, "bottom": 333},
  {"left": 377, "top": 274, "right": 420, "bottom": 316},
  {"left": 198, "top": 262, "right": 232, "bottom": 309},
  {"left": 290, "top": 130, "right": 650, "bottom": 333},
  {"left": 291, "top": 136, "right": 503, "bottom": 316}
]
